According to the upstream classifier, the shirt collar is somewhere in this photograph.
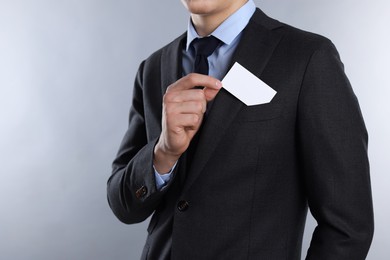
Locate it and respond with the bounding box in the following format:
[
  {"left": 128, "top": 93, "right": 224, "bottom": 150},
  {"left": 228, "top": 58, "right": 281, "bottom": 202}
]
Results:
[{"left": 186, "top": 0, "right": 256, "bottom": 50}]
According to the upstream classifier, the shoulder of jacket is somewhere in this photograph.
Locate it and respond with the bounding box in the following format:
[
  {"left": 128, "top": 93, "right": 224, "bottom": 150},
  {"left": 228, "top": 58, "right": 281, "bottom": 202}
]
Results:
[
  {"left": 143, "top": 32, "right": 186, "bottom": 65},
  {"left": 252, "top": 8, "right": 334, "bottom": 51}
]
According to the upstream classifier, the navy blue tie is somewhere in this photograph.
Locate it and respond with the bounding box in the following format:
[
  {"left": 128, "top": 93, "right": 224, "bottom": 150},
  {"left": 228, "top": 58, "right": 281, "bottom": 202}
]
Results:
[
  {"left": 186, "top": 36, "right": 221, "bottom": 171},
  {"left": 192, "top": 36, "right": 221, "bottom": 75}
]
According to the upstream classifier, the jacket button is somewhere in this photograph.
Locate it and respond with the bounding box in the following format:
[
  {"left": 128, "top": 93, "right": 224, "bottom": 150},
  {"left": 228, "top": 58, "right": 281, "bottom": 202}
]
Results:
[
  {"left": 135, "top": 186, "right": 148, "bottom": 199},
  {"left": 177, "top": 200, "right": 189, "bottom": 212}
]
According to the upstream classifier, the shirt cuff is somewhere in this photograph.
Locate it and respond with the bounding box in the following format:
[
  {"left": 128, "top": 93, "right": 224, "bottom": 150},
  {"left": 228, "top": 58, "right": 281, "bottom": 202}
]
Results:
[{"left": 153, "top": 162, "right": 177, "bottom": 190}]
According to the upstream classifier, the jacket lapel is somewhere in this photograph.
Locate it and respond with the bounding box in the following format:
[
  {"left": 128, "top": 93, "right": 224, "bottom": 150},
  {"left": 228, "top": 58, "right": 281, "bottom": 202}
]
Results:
[
  {"left": 181, "top": 9, "right": 284, "bottom": 193},
  {"left": 160, "top": 33, "right": 186, "bottom": 95}
]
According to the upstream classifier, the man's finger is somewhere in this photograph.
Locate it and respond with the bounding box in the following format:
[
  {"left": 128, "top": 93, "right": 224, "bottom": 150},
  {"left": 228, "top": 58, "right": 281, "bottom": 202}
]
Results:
[
  {"left": 165, "top": 89, "right": 205, "bottom": 103},
  {"left": 170, "top": 114, "right": 202, "bottom": 129},
  {"left": 203, "top": 87, "right": 222, "bottom": 102},
  {"left": 167, "top": 73, "right": 222, "bottom": 92},
  {"left": 174, "top": 101, "right": 207, "bottom": 114}
]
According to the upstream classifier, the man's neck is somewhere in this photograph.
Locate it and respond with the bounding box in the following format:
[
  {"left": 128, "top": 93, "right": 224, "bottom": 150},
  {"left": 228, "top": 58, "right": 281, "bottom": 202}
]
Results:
[{"left": 191, "top": 1, "right": 248, "bottom": 37}]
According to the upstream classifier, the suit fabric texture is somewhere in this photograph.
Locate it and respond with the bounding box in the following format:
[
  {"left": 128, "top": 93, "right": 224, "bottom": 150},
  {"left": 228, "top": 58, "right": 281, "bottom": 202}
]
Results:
[{"left": 107, "top": 8, "right": 374, "bottom": 260}]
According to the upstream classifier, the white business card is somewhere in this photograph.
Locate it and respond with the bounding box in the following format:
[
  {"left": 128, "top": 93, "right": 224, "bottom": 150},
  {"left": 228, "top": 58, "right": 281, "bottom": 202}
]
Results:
[{"left": 222, "top": 62, "right": 277, "bottom": 106}]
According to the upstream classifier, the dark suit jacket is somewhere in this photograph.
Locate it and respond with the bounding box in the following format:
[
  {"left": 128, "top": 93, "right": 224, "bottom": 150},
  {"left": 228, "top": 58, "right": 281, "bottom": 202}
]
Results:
[{"left": 107, "top": 8, "right": 374, "bottom": 260}]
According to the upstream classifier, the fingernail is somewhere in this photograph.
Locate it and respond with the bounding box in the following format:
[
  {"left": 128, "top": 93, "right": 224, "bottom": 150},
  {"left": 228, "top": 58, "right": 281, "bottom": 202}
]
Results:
[{"left": 216, "top": 81, "right": 222, "bottom": 88}]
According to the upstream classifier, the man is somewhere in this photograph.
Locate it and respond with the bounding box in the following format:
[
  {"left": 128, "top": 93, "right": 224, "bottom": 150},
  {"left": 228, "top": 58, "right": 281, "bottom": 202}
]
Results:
[{"left": 107, "top": 0, "right": 374, "bottom": 259}]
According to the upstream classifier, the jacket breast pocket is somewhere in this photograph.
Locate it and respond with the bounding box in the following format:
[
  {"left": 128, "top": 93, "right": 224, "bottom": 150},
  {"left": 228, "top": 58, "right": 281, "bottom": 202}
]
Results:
[{"left": 238, "top": 103, "right": 283, "bottom": 122}]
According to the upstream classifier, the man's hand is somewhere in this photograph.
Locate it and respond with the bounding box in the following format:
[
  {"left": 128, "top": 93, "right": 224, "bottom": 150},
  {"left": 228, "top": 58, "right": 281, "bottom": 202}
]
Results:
[{"left": 153, "top": 73, "right": 222, "bottom": 173}]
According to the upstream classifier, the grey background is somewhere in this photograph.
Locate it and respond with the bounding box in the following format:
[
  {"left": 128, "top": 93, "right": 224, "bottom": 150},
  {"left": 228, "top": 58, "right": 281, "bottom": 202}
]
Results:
[{"left": 0, "top": 0, "right": 388, "bottom": 259}]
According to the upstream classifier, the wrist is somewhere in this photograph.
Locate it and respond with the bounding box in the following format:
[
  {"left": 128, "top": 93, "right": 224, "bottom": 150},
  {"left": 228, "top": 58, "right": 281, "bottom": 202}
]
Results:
[{"left": 153, "top": 142, "right": 180, "bottom": 174}]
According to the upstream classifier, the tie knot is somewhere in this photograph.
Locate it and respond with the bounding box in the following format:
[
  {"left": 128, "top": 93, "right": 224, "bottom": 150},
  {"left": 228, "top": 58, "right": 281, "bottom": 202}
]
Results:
[{"left": 192, "top": 36, "right": 221, "bottom": 57}]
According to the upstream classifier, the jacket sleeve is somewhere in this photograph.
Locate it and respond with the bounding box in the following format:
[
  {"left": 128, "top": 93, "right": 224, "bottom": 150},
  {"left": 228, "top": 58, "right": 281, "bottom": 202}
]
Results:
[
  {"left": 107, "top": 61, "right": 174, "bottom": 224},
  {"left": 297, "top": 41, "right": 374, "bottom": 259}
]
